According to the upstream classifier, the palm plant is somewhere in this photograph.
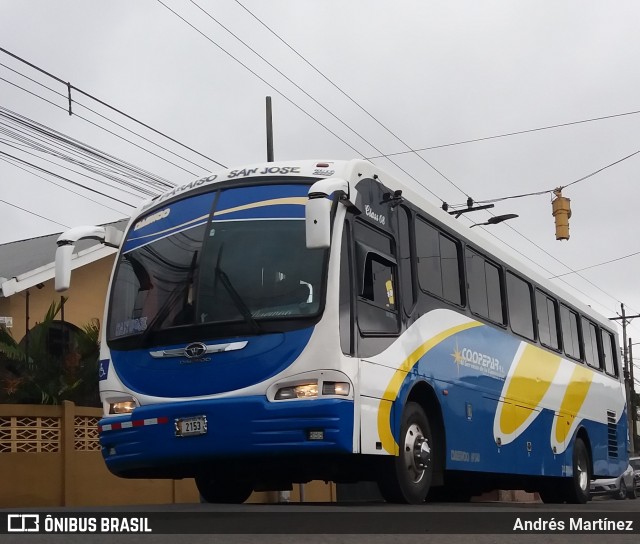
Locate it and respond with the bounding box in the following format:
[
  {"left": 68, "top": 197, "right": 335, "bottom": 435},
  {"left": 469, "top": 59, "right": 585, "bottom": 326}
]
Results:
[{"left": 0, "top": 299, "right": 100, "bottom": 406}]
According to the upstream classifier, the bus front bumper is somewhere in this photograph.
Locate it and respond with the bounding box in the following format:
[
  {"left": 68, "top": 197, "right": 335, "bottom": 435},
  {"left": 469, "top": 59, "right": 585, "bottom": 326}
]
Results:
[{"left": 98, "top": 396, "right": 354, "bottom": 477}]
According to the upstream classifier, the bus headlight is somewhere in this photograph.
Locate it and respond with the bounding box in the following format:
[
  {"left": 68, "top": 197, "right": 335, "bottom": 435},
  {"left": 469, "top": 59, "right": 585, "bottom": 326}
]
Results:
[
  {"left": 275, "top": 382, "right": 318, "bottom": 400},
  {"left": 108, "top": 398, "right": 137, "bottom": 414},
  {"left": 322, "top": 381, "right": 350, "bottom": 396},
  {"left": 274, "top": 380, "right": 351, "bottom": 400}
]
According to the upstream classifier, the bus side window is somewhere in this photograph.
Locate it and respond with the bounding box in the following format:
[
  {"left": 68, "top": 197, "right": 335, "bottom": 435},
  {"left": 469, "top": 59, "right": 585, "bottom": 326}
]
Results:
[
  {"left": 506, "top": 272, "right": 534, "bottom": 340},
  {"left": 535, "top": 290, "right": 560, "bottom": 351},
  {"left": 361, "top": 252, "right": 396, "bottom": 310},
  {"left": 440, "top": 235, "right": 463, "bottom": 305},
  {"left": 397, "top": 205, "right": 416, "bottom": 315},
  {"left": 601, "top": 330, "right": 619, "bottom": 377},
  {"left": 354, "top": 221, "right": 399, "bottom": 335},
  {"left": 560, "top": 304, "right": 582, "bottom": 361},
  {"left": 339, "top": 222, "right": 354, "bottom": 355},
  {"left": 465, "top": 248, "right": 505, "bottom": 325},
  {"left": 582, "top": 317, "right": 602, "bottom": 370},
  {"left": 415, "top": 218, "right": 463, "bottom": 306}
]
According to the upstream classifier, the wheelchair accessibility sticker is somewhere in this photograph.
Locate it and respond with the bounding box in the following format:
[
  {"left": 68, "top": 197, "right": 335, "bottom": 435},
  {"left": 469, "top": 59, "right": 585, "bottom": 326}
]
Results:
[{"left": 98, "top": 359, "right": 110, "bottom": 381}]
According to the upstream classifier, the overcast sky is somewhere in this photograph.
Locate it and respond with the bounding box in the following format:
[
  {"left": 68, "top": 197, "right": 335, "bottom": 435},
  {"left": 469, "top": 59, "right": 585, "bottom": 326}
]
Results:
[{"left": 2, "top": 1, "right": 640, "bottom": 375}]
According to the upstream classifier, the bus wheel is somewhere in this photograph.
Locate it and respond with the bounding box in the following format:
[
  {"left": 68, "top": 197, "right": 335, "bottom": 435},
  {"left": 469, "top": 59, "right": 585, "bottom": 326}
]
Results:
[
  {"left": 565, "top": 438, "right": 591, "bottom": 504},
  {"left": 427, "top": 486, "right": 472, "bottom": 503},
  {"left": 615, "top": 480, "right": 627, "bottom": 500},
  {"left": 196, "top": 474, "right": 254, "bottom": 504},
  {"left": 377, "top": 402, "right": 433, "bottom": 504},
  {"left": 538, "top": 486, "right": 564, "bottom": 504}
]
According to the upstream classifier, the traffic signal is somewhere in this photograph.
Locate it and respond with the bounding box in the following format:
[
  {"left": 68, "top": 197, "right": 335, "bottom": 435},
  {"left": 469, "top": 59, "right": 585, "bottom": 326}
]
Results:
[{"left": 552, "top": 189, "right": 571, "bottom": 240}]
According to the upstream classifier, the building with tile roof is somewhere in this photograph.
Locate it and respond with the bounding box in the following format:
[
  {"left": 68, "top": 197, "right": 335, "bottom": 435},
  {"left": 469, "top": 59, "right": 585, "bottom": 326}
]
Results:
[{"left": 0, "top": 219, "right": 128, "bottom": 341}]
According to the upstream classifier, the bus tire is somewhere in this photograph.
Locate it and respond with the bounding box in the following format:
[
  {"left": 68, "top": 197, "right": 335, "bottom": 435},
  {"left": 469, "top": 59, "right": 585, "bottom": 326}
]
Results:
[
  {"left": 377, "top": 402, "right": 433, "bottom": 504},
  {"left": 538, "top": 486, "right": 564, "bottom": 504},
  {"left": 615, "top": 480, "right": 627, "bottom": 500},
  {"left": 196, "top": 474, "right": 254, "bottom": 504},
  {"left": 565, "top": 437, "right": 591, "bottom": 504},
  {"left": 427, "top": 486, "right": 472, "bottom": 503}
]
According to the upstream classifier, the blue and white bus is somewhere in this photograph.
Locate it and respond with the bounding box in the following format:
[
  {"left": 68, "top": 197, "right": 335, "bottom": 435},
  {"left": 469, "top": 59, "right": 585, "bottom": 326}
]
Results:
[{"left": 55, "top": 159, "right": 628, "bottom": 504}]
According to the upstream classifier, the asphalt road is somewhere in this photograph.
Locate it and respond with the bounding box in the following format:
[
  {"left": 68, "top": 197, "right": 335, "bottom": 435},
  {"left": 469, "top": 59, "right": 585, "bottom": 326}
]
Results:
[{"left": 3, "top": 496, "right": 640, "bottom": 544}]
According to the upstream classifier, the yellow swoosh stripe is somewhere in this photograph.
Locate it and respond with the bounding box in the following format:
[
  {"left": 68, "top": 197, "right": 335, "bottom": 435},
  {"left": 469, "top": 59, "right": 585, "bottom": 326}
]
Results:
[
  {"left": 555, "top": 364, "right": 593, "bottom": 444},
  {"left": 500, "top": 345, "right": 561, "bottom": 435},
  {"left": 377, "top": 320, "right": 483, "bottom": 454}
]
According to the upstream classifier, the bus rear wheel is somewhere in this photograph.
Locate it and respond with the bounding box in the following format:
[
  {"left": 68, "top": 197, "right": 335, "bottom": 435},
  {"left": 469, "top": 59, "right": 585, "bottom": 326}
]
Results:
[
  {"left": 196, "top": 474, "right": 254, "bottom": 504},
  {"left": 377, "top": 402, "right": 433, "bottom": 504},
  {"left": 565, "top": 437, "right": 591, "bottom": 504}
]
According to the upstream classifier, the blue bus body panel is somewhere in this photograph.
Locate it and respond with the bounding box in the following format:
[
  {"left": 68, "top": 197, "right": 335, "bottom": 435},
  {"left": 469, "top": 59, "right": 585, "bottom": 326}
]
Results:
[
  {"left": 110, "top": 328, "right": 314, "bottom": 398},
  {"left": 389, "top": 322, "right": 627, "bottom": 479},
  {"left": 123, "top": 192, "right": 217, "bottom": 253},
  {"left": 99, "top": 397, "right": 354, "bottom": 475},
  {"left": 123, "top": 183, "right": 308, "bottom": 253},
  {"left": 212, "top": 184, "right": 308, "bottom": 221}
]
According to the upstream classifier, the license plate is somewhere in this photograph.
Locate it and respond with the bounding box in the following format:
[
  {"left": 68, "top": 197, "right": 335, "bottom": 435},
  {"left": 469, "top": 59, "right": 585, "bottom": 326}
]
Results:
[{"left": 175, "top": 415, "right": 207, "bottom": 437}]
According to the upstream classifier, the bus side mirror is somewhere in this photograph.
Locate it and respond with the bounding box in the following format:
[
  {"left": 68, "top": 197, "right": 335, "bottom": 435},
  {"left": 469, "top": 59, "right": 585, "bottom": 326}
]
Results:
[
  {"left": 54, "top": 225, "right": 123, "bottom": 292},
  {"left": 306, "top": 197, "right": 332, "bottom": 249},
  {"left": 55, "top": 244, "right": 75, "bottom": 292},
  {"left": 305, "top": 177, "right": 351, "bottom": 249}
]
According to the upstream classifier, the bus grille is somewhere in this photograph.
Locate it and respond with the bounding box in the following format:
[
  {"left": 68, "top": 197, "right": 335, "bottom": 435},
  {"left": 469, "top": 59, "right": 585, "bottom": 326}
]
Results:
[{"left": 607, "top": 410, "right": 618, "bottom": 458}]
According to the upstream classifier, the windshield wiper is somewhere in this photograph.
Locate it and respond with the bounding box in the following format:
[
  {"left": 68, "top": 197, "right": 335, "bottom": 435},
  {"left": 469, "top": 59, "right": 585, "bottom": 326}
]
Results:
[
  {"left": 212, "top": 244, "right": 261, "bottom": 334},
  {"left": 139, "top": 252, "right": 198, "bottom": 345},
  {"left": 214, "top": 265, "right": 262, "bottom": 334}
]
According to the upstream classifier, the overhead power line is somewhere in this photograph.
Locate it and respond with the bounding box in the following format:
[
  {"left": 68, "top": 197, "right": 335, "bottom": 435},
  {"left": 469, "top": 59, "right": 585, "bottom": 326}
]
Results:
[
  {"left": 228, "top": 0, "right": 640, "bottom": 319},
  {"left": 210, "top": 0, "right": 470, "bottom": 199},
  {"left": 1, "top": 60, "right": 212, "bottom": 175},
  {"left": 0, "top": 106, "right": 171, "bottom": 194},
  {"left": 236, "top": 0, "right": 640, "bottom": 210},
  {"left": 549, "top": 250, "right": 640, "bottom": 279},
  {"left": 0, "top": 155, "right": 130, "bottom": 215},
  {"left": 206, "top": 0, "right": 640, "bottom": 319},
  {"left": 0, "top": 75, "right": 200, "bottom": 178},
  {"left": 159, "top": 0, "right": 457, "bottom": 207},
  {"left": 0, "top": 46, "right": 226, "bottom": 169},
  {"left": 561, "top": 148, "right": 640, "bottom": 190},
  {"left": 5, "top": 4, "right": 624, "bottom": 322},
  {"left": 449, "top": 145, "right": 640, "bottom": 208},
  {"left": 0, "top": 198, "right": 69, "bottom": 229},
  {"left": 155, "top": 0, "right": 370, "bottom": 160},
  {"left": 444, "top": 146, "right": 640, "bottom": 315},
  {"left": 363, "top": 109, "right": 640, "bottom": 160},
  {"left": 0, "top": 139, "right": 153, "bottom": 200},
  {"left": 0, "top": 149, "right": 137, "bottom": 208}
]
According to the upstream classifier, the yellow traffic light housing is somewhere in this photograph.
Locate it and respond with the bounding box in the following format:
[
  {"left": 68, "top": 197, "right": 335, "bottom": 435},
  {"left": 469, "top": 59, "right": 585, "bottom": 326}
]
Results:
[{"left": 552, "top": 189, "right": 571, "bottom": 241}]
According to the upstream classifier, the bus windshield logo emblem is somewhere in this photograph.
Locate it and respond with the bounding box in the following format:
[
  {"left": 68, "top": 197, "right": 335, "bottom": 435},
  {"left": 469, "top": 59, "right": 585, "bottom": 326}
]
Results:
[{"left": 184, "top": 342, "right": 207, "bottom": 359}]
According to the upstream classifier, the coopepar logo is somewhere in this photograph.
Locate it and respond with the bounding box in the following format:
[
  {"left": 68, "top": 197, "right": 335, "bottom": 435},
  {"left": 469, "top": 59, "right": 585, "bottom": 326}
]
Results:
[
  {"left": 134, "top": 208, "right": 170, "bottom": 231},
  {"left": 451, "top": 341, "right": 505, "bottom": 378}
]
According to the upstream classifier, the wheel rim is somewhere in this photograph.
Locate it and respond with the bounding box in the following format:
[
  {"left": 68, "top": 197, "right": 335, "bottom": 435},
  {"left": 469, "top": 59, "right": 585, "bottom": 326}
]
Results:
[
  {"left": 576, "top": 457, "right": 588, "bottom": 492},
  {"left": 402, "top": 423, "right": 431, "bottom": 484}
]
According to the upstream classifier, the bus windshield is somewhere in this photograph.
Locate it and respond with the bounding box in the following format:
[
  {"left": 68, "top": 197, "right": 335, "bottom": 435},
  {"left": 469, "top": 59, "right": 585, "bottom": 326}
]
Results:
[{"left": 107, "top": 185, "right": 326, "bottom": 344}]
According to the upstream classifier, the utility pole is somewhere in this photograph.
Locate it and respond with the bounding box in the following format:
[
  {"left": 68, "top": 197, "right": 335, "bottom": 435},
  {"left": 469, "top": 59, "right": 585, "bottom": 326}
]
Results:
[
  {"left": 629, "top": 339, "right": 638, "bottom": 452},
  {"left": 266, "top": 96, "right": 274, "bottom": 163},
  {"left": 609, "top": 303, "right": 640, "bottom": 454}
]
